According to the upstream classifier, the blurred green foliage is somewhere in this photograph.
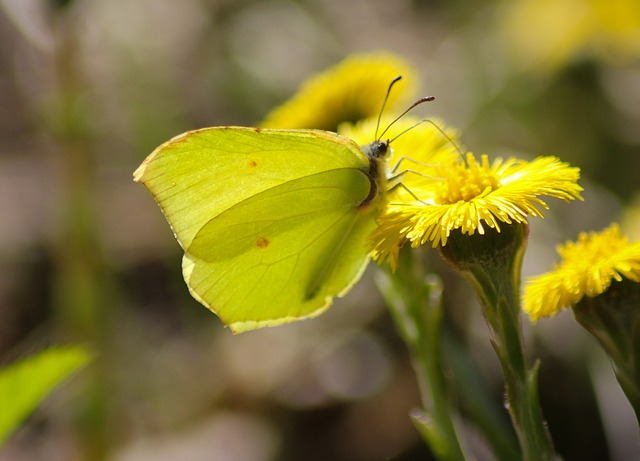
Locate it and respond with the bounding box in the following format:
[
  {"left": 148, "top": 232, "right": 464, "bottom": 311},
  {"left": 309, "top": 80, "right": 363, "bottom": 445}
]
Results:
[{"left": 0, "top": 346, "right": 92, "bottom": 447}]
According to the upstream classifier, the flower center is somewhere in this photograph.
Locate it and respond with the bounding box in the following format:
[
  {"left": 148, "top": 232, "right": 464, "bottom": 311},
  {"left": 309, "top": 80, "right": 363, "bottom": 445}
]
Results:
[{"left": 435, "top": 154, "right": 501, "bottom": 204}]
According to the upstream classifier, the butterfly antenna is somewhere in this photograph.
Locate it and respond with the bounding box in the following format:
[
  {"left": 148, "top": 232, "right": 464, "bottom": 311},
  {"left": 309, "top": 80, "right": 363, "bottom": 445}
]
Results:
[
  {"left": 390, "top": 118, "right": 464, "bottom": 160},
  {"left": 422, "top": 119, "right": 465, "bottom": 159},
  {"left": 378, "top": 96, "right": 435, "bottom": 141},
  {"left": 375, "top": 76, "right": 403, "bottom": 140},
  {"left": 389, "top": 120, "right": 428, "bottom": 144},
  {"left": 387, "top": 118, "right": 464, "bottom": 163}
]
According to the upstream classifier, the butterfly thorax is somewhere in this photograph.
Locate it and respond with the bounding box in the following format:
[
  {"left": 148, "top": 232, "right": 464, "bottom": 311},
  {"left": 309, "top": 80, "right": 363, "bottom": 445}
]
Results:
[{"left": 359, "top": 139, "right": 391, "bottom": 209}]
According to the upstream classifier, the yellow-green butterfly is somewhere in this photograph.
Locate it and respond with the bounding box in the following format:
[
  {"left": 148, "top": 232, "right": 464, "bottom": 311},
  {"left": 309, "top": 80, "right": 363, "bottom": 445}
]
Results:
[{"left": 134, "top": 80, "right": 432, "bottom": 333}]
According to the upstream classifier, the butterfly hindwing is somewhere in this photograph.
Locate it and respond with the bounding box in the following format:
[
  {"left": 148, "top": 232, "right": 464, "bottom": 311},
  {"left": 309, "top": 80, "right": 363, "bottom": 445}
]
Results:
[{"left": 183, "top": 168, "right": 377, "bottom": 333}]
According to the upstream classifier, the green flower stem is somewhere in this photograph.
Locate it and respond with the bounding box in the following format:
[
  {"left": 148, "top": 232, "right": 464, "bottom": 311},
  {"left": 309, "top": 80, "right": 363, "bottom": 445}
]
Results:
[
  {"left": 572, "top": 279, "right": 640, "bottom": 424},
  {"left": 443, "top": 332, "right": 520, "bottom": 460},
  {"left": 376, "top": 250, "right": 466, "bottom": 461},
  {"left": 49, "top": 21, "right": 112, "bottom": 460},
  {"left": 440, "top": 224, "right": 558, "bottom": 461}
]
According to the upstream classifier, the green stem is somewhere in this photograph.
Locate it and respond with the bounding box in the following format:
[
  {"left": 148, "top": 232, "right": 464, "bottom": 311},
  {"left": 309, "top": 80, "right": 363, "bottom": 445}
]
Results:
[
  {"left": 376, "top": 250, "right": 466, "bottom": 461},
  {"left": 443, "top": 332, "right": 520, "bottom": 461},
  {"left": 573, "top": 279, "right": 640, "bottom": 425},
  {"left": 441, "top": 224, "right": 558, "bottom": 461},
  {"left": 49, "top": 14, "right": 112, "bottom": 461}
]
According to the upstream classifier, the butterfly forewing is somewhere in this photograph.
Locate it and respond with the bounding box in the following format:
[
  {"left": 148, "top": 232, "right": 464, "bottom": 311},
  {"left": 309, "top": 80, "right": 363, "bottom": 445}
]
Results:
[{"left": 134, "top": 127, "right": 370, "bottom": 250}]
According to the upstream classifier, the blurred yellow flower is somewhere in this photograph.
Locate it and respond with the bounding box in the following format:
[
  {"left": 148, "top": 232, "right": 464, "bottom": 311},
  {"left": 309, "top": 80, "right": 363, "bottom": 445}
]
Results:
[
  {"left": 523, "top": 224, "right": 640, "bottom": 321},
  {"left": 372, "top": 153, "right": 583, "bottom": 267},
  {"left": 501, "top": 0, "right": 640, "bottom": 72},
  {"left": 260, "top": 52, "right": 417, "bottom": 131}
]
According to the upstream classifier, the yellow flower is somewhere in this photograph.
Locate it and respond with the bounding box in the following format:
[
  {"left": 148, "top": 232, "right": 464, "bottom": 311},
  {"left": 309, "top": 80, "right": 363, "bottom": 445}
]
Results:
[
  {"left": 501, "top": 0, "right": 640, "bottom": 73},
  {"left": 523, "top": 224, "right": 640, "bottom": 321},
  {"left": 260, "top": 52, "right": 417, "bottom": 131},
  {"left": 372, "top": 153, "right": 583, "bottom": 267}
]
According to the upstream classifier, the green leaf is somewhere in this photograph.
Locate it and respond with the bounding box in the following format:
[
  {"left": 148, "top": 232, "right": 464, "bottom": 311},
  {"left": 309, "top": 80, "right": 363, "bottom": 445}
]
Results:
[{"left": 0, "top": 345, "right": 93, "bottom": 446}]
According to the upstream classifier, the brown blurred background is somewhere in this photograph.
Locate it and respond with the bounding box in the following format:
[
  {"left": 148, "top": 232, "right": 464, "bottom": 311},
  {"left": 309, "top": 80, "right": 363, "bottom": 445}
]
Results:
[{"left": 0, "top": 0, "right": 639, "bottom": 460}]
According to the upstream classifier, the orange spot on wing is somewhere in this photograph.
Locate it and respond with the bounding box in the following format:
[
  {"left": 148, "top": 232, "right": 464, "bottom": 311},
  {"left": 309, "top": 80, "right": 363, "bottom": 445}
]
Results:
[
  {"left": 256, "top": 237, "right": 269, "bottom": 249},
  {"left": 248, "top": 160, "right": 258, "bottom": 167}
]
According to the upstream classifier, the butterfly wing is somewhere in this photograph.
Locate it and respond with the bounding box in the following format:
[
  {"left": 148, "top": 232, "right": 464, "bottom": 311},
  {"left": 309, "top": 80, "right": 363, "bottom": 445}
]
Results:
[
  {"left": 184, "top": 168, "right": 377, "bottom": 332},
  {"left": 134, "top": 127, "right": 379, "bottom": 332},
  {"left": 133, "top": 127, "right": 370, "bottom": 250}
]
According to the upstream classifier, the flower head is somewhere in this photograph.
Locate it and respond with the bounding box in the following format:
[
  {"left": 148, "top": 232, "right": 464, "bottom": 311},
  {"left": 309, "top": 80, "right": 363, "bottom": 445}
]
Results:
[
  {"left": 260, "top": 52, "right": 417, "bottom": 131},
  {"left": 523, "top": 224, "right": 640, "bottom": 321},
  {"left": 372, "top": 153, "right": 583, "bottom": 268}
]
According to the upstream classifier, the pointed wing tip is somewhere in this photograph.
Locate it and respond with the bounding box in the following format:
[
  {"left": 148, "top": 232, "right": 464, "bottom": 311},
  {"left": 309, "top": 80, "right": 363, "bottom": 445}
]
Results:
[
  {"left": 133, "top": 130, "right": 195, "bottom": 183},
  {"left": 133, "top": 153, "right": 157, "bottom": 183},
  {"left": 132, "top": 164, "right": 145, "bottom": 182}
]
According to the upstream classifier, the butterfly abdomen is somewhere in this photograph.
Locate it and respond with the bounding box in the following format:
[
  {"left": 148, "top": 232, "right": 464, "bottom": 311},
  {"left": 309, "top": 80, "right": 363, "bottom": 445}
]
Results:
[{"left": 358, "top": 139, "right": 390, "bottom": 210}]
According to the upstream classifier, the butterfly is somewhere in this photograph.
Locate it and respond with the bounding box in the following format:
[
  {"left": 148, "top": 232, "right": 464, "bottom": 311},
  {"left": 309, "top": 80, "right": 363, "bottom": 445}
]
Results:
[{"left": 133, "top": 79, "right": 432, "bottom": 333}]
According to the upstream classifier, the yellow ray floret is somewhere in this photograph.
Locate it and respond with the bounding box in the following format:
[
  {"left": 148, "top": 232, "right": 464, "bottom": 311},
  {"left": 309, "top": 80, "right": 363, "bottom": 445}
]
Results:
[
  {"left": 524, "top": 224, "right": 640, "bottom": 321},
  {"left": 372, "top": 153, "right": 583, "bottom": 267}
]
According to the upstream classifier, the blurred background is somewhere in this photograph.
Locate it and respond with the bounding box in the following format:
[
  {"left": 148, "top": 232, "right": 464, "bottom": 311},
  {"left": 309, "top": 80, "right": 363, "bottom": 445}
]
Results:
[{"left": 0, "top": 0, "right": 639, "bottom": 460}]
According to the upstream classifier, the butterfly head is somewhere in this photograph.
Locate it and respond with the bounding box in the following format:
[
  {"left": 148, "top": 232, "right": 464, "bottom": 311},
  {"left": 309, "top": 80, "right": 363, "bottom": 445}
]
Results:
[
  {"left": 362, "top": 139, "right": 390, "bottom": 160},
  {"left": 365, "top": 76, "right": 434, "bottom": 163}
]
